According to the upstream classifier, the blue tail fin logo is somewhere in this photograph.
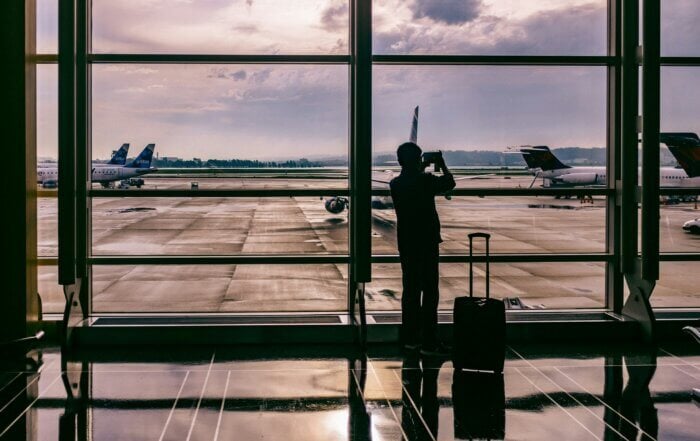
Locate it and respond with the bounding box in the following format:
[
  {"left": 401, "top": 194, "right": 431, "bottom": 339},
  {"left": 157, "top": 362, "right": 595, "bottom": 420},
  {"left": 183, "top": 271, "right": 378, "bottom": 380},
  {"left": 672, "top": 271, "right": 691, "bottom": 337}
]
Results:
[
  {"left": 519, "top": 146, "right": 571, "bottom": 171},
  {"left": 660, "top": 132, "right": 700, "bottom": 178},
  {"left": 107, "top": 143, "right": 130, "bottom": 165},
  {"left": 409, "top": 106, "right": 419, "bottom": 144},
  {"left": 125, "top": 144, "right": 155, "bottom": 168}
]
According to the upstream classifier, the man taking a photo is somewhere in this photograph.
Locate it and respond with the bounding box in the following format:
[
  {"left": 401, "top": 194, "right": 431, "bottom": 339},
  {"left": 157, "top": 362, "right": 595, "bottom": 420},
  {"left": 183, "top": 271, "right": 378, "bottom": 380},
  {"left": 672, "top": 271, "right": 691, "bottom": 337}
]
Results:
[{"left": 390, "top": 142, "right": 456, "bottom": 356}]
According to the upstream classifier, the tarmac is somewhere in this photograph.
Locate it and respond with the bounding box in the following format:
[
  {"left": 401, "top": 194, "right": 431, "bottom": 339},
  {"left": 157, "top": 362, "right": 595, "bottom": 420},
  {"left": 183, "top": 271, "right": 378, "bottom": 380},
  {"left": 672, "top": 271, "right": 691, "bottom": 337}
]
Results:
[{"left": 36, "top": 175, "right": 699, "bottom": 313}]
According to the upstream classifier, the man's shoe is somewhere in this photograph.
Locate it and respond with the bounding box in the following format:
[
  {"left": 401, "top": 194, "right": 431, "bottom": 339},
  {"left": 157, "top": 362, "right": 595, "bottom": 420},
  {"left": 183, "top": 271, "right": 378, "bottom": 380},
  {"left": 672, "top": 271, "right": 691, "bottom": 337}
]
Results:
[{"left": 420, "top": 343, "right": 451, "bottom": 357}]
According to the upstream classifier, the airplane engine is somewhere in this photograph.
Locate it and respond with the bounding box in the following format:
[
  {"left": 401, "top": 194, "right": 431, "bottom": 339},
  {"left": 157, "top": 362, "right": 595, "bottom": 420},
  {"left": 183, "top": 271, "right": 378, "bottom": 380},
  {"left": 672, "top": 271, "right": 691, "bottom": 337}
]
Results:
[
  {"left": 324, "top": 197, "right": 348, "bottom": 214},
  {"left": 555, "top": 173, "right": 602, "bottom": 186}
]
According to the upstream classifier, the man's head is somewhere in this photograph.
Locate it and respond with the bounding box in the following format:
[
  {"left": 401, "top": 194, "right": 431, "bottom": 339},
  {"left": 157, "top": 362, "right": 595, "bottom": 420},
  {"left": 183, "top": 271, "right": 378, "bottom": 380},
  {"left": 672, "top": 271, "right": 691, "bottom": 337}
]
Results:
[{"left": 397, "top": 142, "right": 422, "bottom": 171}]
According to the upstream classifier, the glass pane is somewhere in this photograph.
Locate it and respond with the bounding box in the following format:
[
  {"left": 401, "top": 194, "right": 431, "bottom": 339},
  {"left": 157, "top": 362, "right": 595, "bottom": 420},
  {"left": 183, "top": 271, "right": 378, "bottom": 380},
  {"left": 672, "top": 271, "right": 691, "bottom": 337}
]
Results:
[
  {"left": 373, "top": 66, "right": 608, "bottom": 188},
  {"left": 91, "top": 197, "right": 348, "bottom": 256},
  {"left": 652, "top": 261, "right": 700, "bottom": 308},
  {"left": 660, "top": 203, "right": 700, "bottom": 253},
  {"left": 37, "top": 0, "right": 58, "bottom": 54},
  {"left": 38, "top": 265, "right": 63, "bottom": 314},
  {"left": 367, "top": 261, "right": 606, "bottom": 310},
  {"left": 38, "top": 197, "right": 57, "bottom": 257},
  {"left": 37, "top": 65, "right": 58, "bottom": 165},
  {"left": 373, "top": 0, "right": 607, "bottom": 55},
  {"left": 91, "top": 0, "right": 349, "bottom": 54},
  {"left": 660, "top": 67, "right": 700, "bottom": 198},
  {"left": 92, "top": 264, "right": 348, "bottom": 312},
  {"left": 37, "top": 65, "right": 58, "bottom": 259},
  {"left": 91, "top": 64, "right": 348, "bottom": 189},
  {"left": 662, "top": 0, "right": 700, "bottom": 57},
  {"left": 372, "top": 196, "right": 606, "bottom": 255}
]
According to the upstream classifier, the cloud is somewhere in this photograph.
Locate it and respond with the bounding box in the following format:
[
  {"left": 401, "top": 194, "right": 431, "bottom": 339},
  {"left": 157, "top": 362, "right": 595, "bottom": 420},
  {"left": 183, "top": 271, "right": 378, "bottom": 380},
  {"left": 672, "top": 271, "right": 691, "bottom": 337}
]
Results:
[
  {"left": 320, "top": 1, "right": 349, "bottom": 31},
  {"left": 230, "top": 70, "right": 247, "bottom": 81},
  {"left": 375, "top": 2, "right": 606, "bottom": 55},
  {"left": 410, "top": 0, "right": 482, "bottom": 25}
]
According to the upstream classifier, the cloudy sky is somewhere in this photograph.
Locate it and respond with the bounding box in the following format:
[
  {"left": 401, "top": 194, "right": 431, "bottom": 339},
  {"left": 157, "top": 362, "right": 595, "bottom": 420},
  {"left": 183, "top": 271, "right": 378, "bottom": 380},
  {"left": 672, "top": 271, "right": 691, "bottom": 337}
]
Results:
[{"left": 35, "top": 0, "right": 700, "bottom": 160}]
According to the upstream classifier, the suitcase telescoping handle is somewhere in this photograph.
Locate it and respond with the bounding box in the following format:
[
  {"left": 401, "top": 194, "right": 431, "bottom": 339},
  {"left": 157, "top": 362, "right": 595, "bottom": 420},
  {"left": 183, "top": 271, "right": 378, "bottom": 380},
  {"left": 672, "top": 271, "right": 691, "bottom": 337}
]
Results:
[{"left": 468, "top": 232, "right": 491, "bottom": 299}]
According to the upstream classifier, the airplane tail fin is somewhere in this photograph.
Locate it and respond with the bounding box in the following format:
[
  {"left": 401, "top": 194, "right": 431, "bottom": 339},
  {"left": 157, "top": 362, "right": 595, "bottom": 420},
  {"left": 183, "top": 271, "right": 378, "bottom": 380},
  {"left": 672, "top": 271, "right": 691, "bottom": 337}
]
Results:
[
  {"left": 107, "top": 143, "right": 130, "bottom": 165},
  {"left": 409, "top": 106, "right": 419, "bottom": 144},
  {"left": 519, "top": 146, "right": 571, "bottom": 171},
  {"left": 660, "top": 132, "right": 700, "bottom": 178},
  {"left": 125, "top": 144, "right": 155, "bottom": 168}
]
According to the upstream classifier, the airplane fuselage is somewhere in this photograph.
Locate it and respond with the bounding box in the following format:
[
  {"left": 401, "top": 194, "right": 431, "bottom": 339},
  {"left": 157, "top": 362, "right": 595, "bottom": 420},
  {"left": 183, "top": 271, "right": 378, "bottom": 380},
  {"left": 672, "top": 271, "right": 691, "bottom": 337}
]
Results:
[
  {"left": 36, "top": 166, "right": 154, "bottom": 184},
  {"left": 534, "top": 166, "right": 700, "bottom": 187}
]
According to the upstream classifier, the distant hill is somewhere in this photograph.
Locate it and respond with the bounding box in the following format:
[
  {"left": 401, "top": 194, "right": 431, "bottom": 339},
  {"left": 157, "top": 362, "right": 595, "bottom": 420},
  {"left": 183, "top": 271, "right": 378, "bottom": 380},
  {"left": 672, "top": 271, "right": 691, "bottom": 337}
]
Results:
[
  {"left": 83, "top": 146, "right": 678, "bottom": 168},
  {"left": 372, "top": 147, "right": 607, "bottom": 167}
]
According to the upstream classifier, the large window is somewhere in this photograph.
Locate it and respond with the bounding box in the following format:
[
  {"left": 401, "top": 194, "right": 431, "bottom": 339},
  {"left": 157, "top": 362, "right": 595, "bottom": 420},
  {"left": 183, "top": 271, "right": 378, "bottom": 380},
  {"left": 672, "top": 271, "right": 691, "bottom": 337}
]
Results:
[{"left": 35, "top": 0, "right": 699, "bottom": 315}]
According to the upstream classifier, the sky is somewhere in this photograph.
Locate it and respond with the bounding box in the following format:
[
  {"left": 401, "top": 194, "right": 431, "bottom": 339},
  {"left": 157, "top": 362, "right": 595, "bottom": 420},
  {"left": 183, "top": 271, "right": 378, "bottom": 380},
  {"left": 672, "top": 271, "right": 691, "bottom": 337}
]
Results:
[{"left": 35, "top": 0, "right": 700, "bottom": 160}]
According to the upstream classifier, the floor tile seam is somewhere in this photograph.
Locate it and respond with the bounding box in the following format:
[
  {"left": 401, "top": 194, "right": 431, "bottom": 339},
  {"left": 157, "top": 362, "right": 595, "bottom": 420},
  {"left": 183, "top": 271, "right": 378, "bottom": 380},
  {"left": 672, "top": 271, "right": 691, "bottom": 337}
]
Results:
[
  {"left": 509, "top": 347, "right": 612, "bottom": 439},
  {"left": 513, "top": 367, "right": 604, "bottom": 441},
  {"left": 520, "top": 366, "right": 632, "bottom": 441},
  {"left": 552, "top": 366, "right": 657, "bottom": 441},
  {"left": 212, "top": 370, "right": 231, "bottom": 441},
  {"left": 158, "top": 370, "right": 191, "bottom": 441},
  {"left": 366, "top": 359, "right": 409, "bottom": 440},
  {"left": 0, "top": 370, "right": 48, "bottom": 416},
  {"left": 186, "top": 353, "right": 216, "bottom": 441},
  {"left": 666, "top": 363, "right": 700, "bottom": 382},
  {"left": 390, "top": 368, "right": 437, "bottom": 441},
  {"left": 0, "top": 373, "right": 63, "bottom": 439},
  {"left": 659, "top": 348, "right": 700, "bottom": 373}
]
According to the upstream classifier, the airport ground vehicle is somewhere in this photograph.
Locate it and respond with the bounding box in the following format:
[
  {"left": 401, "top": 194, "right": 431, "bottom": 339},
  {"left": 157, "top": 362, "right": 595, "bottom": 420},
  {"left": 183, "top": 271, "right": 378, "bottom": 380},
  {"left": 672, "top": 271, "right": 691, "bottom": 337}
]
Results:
[{"left": 683, "top": 218, "right": 700, "bottom": 234}]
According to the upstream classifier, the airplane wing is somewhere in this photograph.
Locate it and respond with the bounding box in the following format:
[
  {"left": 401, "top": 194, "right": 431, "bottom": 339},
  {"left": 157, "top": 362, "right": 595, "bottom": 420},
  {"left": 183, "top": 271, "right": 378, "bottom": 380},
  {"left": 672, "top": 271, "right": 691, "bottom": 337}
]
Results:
[{"left": 371, "top": 170, "right": 396, "bottom": 185}]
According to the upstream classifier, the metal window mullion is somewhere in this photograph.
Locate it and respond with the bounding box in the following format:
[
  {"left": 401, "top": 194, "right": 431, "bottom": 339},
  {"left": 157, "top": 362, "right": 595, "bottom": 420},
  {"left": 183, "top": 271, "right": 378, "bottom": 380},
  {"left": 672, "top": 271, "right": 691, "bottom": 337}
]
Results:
[
  {"left": 660, "top": 57, "right": 700, "bottom": 66},
  {"left": 371, "top": 254, "right": 612, "bottom": 263},
  {"left": 641, "top": 0, "right": 660, "bottom": 281},
  {"left": 87, "top": 54, "right": 351, "bottom": 64},
  {"left": 606, "top": 0, "right": 623, "bottom": 312},
  {"left": 88, "top": 189, "right": 351, "bottom": 197},
  {"left": 88, "top": 255, "right": 350, "bottom": 265},
  {"left": 58, "top": 0, "right": 77, "bottom": 285},
  {"left": 350, "top": 0, "right": 371, "bottom": 284},
  {"left": 371, "top": 55, "right": 614, "bottom": 66},
  {"left": 76, "top": 0, "right": 89, "bottom": 321},
  {"left": 372, "top": 188, "right": 611, "bottom": 197},
  {"left": 620, "top": 0, "right": 639, "bottom": 275}
]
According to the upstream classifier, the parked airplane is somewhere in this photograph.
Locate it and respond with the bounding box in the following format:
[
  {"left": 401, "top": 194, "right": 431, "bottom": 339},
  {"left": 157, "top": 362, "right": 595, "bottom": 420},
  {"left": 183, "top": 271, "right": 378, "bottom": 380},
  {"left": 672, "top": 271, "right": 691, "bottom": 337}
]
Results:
[
  {"left": 660, "top": 132, "right": 700, "bottom": 180},
  {"left": 38, "top": 143, "right": 130, "bottom": 168},
  {"left": 37, "top": 144, "right": 156, "bottom": 188},
  {"left": 324, "top": 106, "right": 491, "bottom": 213},
  {"left": 517, "top": 141, "right": 699, "bottom": 189}
]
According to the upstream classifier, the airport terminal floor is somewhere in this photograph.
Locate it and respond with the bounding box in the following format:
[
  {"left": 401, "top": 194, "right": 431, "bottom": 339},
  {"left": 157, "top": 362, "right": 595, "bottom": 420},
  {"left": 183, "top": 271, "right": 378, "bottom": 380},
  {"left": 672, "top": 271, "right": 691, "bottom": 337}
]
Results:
[{"left": 1, "top": 342, "right": 699, "bottom": 441}]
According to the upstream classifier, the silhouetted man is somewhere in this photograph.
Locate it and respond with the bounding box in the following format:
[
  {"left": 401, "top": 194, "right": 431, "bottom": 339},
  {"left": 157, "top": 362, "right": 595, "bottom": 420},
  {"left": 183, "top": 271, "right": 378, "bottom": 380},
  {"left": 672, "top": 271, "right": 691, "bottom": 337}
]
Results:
[{"left": 390, "top": 142, "right": 455, "bottom": 355}]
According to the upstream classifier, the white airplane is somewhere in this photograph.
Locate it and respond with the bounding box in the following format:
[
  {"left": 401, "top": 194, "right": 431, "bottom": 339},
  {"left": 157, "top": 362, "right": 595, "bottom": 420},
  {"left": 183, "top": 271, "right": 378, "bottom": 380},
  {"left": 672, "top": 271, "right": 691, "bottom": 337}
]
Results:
[
  {"left": 516, "top": 136, "right": 700, "bottom": 189},
  {"left": 37, "top": 144, "right": 157, "bottom": 188},
  {"left": 323, "top": 106, "right": 492, "bottom": 213}
]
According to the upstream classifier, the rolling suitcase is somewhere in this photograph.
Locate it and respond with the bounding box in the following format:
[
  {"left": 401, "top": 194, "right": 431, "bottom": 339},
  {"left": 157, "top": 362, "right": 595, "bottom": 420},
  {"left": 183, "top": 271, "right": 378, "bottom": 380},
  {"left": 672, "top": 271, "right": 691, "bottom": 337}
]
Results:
[{"left": 453, "top": 232, "right": 506, "bottom": 373}]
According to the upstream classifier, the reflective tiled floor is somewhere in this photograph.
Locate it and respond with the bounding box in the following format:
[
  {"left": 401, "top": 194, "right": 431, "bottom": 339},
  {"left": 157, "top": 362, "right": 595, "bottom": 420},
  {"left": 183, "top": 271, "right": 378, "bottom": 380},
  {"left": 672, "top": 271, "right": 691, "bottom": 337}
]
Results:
[{"left": 1, "top": 343, "right": 699, "bottom": 440}]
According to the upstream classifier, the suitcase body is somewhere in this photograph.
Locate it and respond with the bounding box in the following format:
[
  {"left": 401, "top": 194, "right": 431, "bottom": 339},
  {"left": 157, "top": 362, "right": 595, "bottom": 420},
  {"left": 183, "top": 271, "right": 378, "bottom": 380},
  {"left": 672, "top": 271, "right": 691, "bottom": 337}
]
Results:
[{"left": 453, "top": 232, "right": 506, "bottom": 373}]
